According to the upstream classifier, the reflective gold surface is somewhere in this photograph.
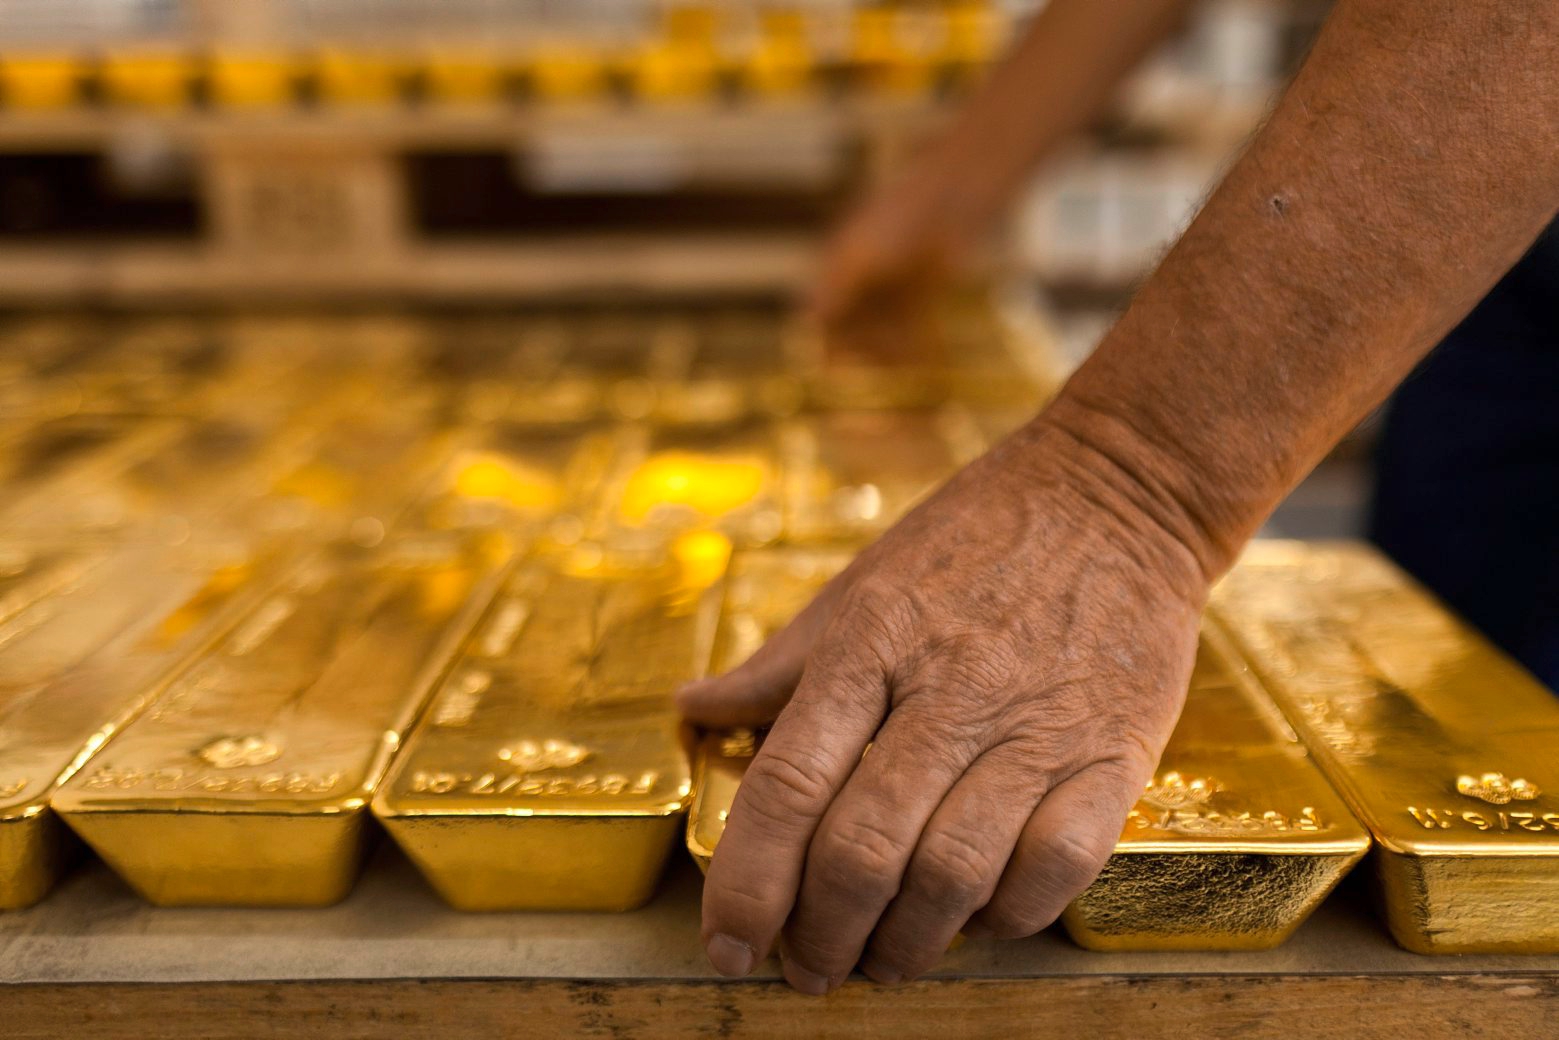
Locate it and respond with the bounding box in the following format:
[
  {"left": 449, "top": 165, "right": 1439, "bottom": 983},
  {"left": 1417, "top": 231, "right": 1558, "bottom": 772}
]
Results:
[
  {"left": 375, "top": 551, "right": 721, "bottom": 911},
  {"left": 781, "top": 409, "right": 981, "bottom": 542},
  {"left": 52, "top": 539, "right": 503, "bottom": 907},
  {"left": 0, "top": 540, "right": 288, "bottom": 908},
  {"left": 1209, "top": 540, "right": 1559, "bottom": 953},
  {"left": 1062, "top": 624, "right": 1370, "bottom": 951}
]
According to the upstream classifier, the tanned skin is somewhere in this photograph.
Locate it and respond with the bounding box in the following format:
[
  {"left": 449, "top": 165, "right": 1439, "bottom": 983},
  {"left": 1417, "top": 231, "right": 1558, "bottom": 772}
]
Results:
[{"left": 679, "top": 0, "right": 1559, "bottom": 994}]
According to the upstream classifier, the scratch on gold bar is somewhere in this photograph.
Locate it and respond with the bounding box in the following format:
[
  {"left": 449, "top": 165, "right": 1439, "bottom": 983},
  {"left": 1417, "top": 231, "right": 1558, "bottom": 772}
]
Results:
[
  {"left": 1208, "top": 540, "right": 1559, "bottom": 954},
  {"left": 1061, "top": 624, "right": 1369, "bottom": 951},
  {"left": 0, "top": 540, "right": 288, "bottom": 909},
  {"left": 687, "top": 547, "right": 855, "bottom": 870},
  {"left": 374, "top": 551, "right": 721, "bottom": 911},
  {"left": 781, "top": 410, "right": 977, "bottom": 543},
  {"left": 51, "top": 539, "right": 503, "bottom": 907}
]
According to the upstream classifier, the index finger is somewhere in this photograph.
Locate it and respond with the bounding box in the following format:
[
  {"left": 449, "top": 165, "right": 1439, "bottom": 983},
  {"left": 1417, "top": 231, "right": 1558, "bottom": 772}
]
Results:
[{"left": 699, "top": 638, "right": 887, "bottom": 977}]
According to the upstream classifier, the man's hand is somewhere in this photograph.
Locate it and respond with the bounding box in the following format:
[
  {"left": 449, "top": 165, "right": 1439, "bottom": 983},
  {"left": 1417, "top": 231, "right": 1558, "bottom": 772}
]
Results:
[{"left": 679, "top": 415, "right": 1209, "bottom": 991}]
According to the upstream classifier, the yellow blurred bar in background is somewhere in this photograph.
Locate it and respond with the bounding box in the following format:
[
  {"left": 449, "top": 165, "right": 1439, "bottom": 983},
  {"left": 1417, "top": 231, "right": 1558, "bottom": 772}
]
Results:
[
  {"left": 99, "top": 50, "right": 194, "bottom": 109},
  {"left": 52, "top": 539, "right": 504, "bottom": 907},
  {"left": 313, "top": 49, "right": 405, "bottom": 106},
  {"left": 375, "top": 549, "right": 721, "bottom": 911},
  {"left": 1209, "top": 541, "right": 1559, "bottom": 953},
  {"left": 207, "top": 52, "right": 297, "bottom": 109},
  {"left": 0, "top": 55, "right": 82, "bottom": 109}
]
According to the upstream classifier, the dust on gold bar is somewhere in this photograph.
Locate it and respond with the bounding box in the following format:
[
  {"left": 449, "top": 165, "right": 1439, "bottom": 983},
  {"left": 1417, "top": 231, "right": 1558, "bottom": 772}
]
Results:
[
  {"left": 687, "top": 549, "right": 1368, "bottom": 951},
  {"left": 0, "top": 540, "right": 287, "bottom": 909},
  {"left": 51, "top": 538, "right": 503, "bottom": 907},
  {"left": 374, "top": 549, "right": 722, "bottom": 911},
  {"left": 1208, "top": 540, "right": 1559, "bottom": 954}
]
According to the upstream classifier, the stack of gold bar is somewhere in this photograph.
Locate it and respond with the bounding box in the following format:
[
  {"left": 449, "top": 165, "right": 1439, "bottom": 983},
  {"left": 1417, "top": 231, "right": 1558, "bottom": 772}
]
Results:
[{"left": 1208, "top": 541, "right": 1559, "bottom": 953}]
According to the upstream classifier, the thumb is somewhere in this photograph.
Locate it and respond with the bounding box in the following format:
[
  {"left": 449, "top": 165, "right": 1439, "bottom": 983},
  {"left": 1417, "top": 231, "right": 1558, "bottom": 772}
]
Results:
[{"left": 678, "top": 588, "right": 838, "bottom": 728}]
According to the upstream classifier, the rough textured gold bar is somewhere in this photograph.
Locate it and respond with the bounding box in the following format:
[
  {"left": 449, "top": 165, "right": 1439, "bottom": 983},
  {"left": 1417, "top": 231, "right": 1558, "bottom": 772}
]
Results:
[
  {"left": 0, "top": 540, "right": 287, "bottom": 909},
  {"left": 1061, "top": 624, "right": 1370, "bottom": 951},
  {"left": 52, "top": 539, "right": 503, "bottom": 907},
  {"left": 781, "top": 410, "right": 980, "bottom": 543},
  {"left": 687, "top": 547, "right": 857, "bottom": 870},
  {"left": 1208, "top": 540, "right": 1559, "bottom": 954},
  {"left": 375, "top": 552, "right": 721, "bottom": 911}
]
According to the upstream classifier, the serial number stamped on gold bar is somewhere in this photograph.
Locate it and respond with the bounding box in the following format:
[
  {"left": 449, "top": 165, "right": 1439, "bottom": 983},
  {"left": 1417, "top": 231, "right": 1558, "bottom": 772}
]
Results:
[
  {"left": 1407, "top": 807, "right": 1559, "bottom": 834},
  {"left": 74, "top": 766, "right": 345, "bottom": 795},
  {"left": 1127, "top": 805, "right": 1327, "bottom": 837},
  {"left": 406, "top": 769, "right": 661, "bottom": 799}
]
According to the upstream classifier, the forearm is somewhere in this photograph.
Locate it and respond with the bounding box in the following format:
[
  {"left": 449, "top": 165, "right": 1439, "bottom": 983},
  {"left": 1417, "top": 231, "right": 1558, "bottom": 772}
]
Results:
[
  {"left": 923, "top": 0, "right": 1198, "bottom": 233},
  {"left": 1037, "top": 0, "right": 1559, "bottom": 583}
]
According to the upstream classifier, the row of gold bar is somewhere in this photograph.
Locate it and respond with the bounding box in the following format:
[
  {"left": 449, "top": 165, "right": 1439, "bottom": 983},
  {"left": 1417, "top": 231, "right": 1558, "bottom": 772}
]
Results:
[
  {"left": 1, "top": 304, "right": 1556, "bottom": 957},
  {"left": 0, "top": 4, "right": 1003, "bottom": 109},
  {"left": 0, "top": 298, "right": 1043, "bottom": 917}
]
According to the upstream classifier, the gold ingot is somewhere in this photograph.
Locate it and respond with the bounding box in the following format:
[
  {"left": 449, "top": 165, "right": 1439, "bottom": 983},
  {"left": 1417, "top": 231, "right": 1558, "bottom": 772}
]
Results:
[
  {"left": 741, "top": 12, "right": 814, "bottom": 97},
  {"left": 599, "top": 418, "right": 785, "bottom": 556},
  {"left": 850, "top": 8, "right": 939, "bottom": 96},
  {"left": 0, "top": 55, "right": 82, "bottom": 109},
  {"left": 1061, "top": 624, "right": 1370, "bottom": 950},
  {"left": 52, "top": 539, "right": 503, "bottom": 907},
  {"left": 781, "top": 410, "right": 978, "bottom": 543},
  {"left": 99, "top": 51, "right": 193, "bottom": 109},
  {"left": 374, "top": 552, "right": 722, "bottom": 911},
  {"left": 208, "top": 52, "right": 297, "bottom": 108},
  {"left": 687, "top": 547, "right": 854, "bottom": 870},
  {"left": 1209, "top": 540, "right": 1559, "bottom": 954},
  {"left": 528, "top": 45, "right": 609, "bottom": 102},
  {"left": 0, "top": 541, "right": 288, "bottom": 909},
  {"left": 629, "top": 40, "right": 720, "bottom": 101}
]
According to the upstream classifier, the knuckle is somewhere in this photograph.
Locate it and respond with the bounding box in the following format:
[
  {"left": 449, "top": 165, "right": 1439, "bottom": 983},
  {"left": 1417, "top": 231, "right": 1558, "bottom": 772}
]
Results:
[
  {"left": 1039, "top": 826, "right": 1112, "bottom": 893},
  {"left": 812, "top": 818, "right": 907, "bottom": 899},
  {"left": 908, "top": 830, "right": 1000, "bottom": 914},
  {"left": 741, "top": 745, "right": 833, "bottom": 820}
]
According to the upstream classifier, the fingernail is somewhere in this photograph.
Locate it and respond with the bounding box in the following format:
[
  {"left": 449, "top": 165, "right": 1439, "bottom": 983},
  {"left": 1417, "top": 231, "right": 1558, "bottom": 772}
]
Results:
[
  {"left": 960, "top": 922, "right": 993, "bottom": 939},
  {"left": 705, "top": 934, "right": 755, "bottom": 978},
  {"left": 858, "top": 956, "right": 903, "bottom": 986},
  {"left": 782, "top": 960, "right": 832, "bottom": 997}
]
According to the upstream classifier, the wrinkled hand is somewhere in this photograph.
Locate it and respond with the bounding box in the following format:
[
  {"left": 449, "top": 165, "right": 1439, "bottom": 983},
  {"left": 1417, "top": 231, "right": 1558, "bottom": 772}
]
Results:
[{"left": 679, "top": 416, "right": 1210, "bottom": 993}]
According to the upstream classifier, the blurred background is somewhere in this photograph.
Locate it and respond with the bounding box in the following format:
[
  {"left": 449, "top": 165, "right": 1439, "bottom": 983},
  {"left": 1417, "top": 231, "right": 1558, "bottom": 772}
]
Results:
[{"left": 0, "top": 0, "right": 1358, "bottom": 535}]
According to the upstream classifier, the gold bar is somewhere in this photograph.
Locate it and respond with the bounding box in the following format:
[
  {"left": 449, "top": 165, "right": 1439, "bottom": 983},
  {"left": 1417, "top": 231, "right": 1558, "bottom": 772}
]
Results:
[
  {"left": 781, "top": 410, "right": 980, "bottom": 543},
  {"left": 408, "top": 419, "right": 616, "bottom": 544},
  {"left": 687, "top": 547, "right": 855, "bottom": 870},
  {"left": 656, "top": 305, "right": 802, "bottom": 423},
  {"left": 1208, "top": 540, "right": 1559, "bottom": 953},
  {"left": 685, "top": 550, "right": 1367, "bottom": 950},
  {"left": 595, "top": 418, "right": 785, "bottom": 558},
  {"left": 1061, "top": 623, "right": 1370, "bottom": 950},
  {"left": 374, "top": 550, "right": 722, "bottom": 911},
  {"left": 51, "top": 539, "right": 503, "bottom": 907},
  {"left": 0, "top": 416, "right": 181, "bottom": 527},
  {"left": 0, "top": 540, "right": 288, "bottom": 909}
]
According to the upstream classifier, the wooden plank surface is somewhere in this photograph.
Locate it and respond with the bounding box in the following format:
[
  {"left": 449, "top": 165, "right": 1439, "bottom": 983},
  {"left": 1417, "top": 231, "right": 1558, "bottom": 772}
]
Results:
[{"left": 4, "top": 846, "right": 1558, "bottom": 1038}]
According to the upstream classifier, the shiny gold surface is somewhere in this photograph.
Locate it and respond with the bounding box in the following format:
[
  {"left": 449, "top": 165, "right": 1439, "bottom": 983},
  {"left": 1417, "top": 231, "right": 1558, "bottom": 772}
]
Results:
[
  {"left": 1209, "top": 540, "right": 1559, "bottom": 954},
  {"left": 375, "top": 551, "right": 721, "bottom": 911},
  {"left": 0, "top": 540, "right": 288, "bottom": 909},
  {"left": 52, "top": 539, "right": 504, "bottom": 907},
  {"left": 781, "top": 409, "right": 981, "bottom": 542},
  {"left": 1062, "top": 624, "right": 1370, "bottom": 951}
]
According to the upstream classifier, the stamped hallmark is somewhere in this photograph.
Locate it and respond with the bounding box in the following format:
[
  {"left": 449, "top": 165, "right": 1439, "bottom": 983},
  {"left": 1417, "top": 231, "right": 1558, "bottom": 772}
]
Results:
[
  {"left": 1455, "top": 772, "right": 1540, "bottom": 805},
  {"left": 1141, "top": 771, "right": 1221, "bottom": 810},
  {"left": 198, "top": 735, "right": 283, "bottom": 769},
  {"left": 497, "top": 739, "right": 591, "bottom": 773}
]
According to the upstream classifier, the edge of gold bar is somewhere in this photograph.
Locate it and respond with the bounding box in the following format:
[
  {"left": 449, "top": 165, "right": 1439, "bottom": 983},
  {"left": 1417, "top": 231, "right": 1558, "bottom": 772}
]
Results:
[
  {"left": 51, "top": 538, "right": 505, "bottom": 908},
  {"left": 374, "top": 549, "right": 722, "bottom": 911},
  {"left": 1061, "top": 624, "right": 1370, "bottom": 951},
  {"left": 1208, "top": 540, "right": 1559, "bottom": 954},
  {"left": 0, "top": 539, "right": 291, "bottom": 909}
]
